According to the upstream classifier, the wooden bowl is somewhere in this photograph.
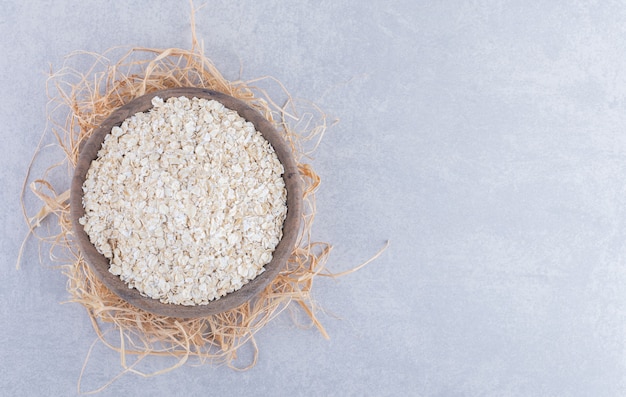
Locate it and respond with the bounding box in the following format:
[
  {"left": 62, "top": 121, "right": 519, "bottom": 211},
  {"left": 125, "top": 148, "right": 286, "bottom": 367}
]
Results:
[{"left": 70, "top": 87, "right": 302, "bottom": 318}]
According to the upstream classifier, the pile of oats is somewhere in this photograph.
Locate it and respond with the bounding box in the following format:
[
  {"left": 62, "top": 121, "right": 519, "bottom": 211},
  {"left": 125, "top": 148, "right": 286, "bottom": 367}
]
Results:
[{"left": 79, "top": 96, "right": 288, "bottom": 305}]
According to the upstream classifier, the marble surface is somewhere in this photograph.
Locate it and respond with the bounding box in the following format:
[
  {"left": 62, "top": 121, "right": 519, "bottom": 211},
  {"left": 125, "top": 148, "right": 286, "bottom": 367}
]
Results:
[{"left": 3, "top": 1, "right": 626, "bottom": 396}]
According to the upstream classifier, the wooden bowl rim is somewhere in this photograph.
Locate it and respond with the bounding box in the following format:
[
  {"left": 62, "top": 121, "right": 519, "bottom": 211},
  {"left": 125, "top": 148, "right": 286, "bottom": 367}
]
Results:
[{"left": 70, "top": 87, "right": 302, "bottom": 318}]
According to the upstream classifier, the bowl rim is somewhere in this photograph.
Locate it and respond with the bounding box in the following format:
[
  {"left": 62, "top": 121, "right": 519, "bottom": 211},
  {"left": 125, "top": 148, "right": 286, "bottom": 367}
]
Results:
[{"left": 70, "top": 87, "right": 302, "bottom": 318}]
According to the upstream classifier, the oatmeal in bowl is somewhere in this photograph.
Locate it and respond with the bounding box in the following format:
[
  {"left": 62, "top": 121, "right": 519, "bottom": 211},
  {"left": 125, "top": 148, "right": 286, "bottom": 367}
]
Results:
[{"left": 70, "top": 88, "right": 302, "bottom": 318}]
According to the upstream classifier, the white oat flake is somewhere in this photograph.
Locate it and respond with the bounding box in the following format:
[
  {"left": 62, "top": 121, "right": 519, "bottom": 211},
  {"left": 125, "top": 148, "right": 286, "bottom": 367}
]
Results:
[{"left": 80, "top": 96, "right": 287, "bottom": 306}]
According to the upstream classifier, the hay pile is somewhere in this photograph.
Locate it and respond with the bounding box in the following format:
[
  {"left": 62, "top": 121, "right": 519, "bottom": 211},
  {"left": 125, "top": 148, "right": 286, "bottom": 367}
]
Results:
[{"left": 19, "top": 14, "right": 386, "bottom": 394}]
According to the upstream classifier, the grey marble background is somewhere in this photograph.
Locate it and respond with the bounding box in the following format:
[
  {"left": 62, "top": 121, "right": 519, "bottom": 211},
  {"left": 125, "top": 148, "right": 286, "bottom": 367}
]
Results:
[{"left": 3, "top": 1, "right": 626, "bottom": 396}]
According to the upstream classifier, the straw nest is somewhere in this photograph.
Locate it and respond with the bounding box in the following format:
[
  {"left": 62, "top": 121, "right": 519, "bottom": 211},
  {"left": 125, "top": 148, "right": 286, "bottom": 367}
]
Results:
[{"left": 19, "top": 11, "right": 386, "bottom": 394}]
